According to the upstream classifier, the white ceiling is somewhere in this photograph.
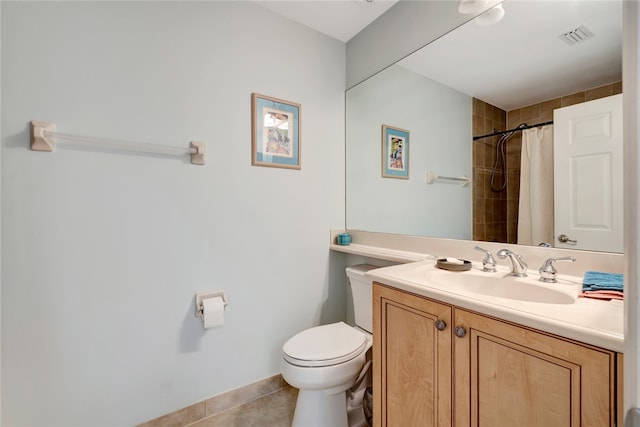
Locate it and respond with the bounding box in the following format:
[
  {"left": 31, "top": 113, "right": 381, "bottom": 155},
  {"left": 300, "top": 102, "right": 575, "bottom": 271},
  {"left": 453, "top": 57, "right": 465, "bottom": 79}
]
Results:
[
  {"left": 400, "top": 0, "right": 622, "bottom": 110},
  {"left": 257, "top": 0, "right": 622, "bottom": 111},
  {"left": 255, "top": 0, "right": 398, "bottom": 43}
]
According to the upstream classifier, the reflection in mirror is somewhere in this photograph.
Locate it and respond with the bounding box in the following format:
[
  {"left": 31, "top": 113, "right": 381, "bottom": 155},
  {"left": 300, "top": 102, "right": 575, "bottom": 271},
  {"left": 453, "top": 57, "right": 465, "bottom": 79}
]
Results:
[{"left": 345, "top": 0, "right": 622, "bottom": 252}]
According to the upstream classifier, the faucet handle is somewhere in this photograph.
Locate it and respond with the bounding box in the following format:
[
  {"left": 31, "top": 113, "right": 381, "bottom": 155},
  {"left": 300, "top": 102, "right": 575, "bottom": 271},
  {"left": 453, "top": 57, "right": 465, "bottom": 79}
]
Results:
[
  {"left": 538, "top": 256, "right": 576, "bottom": 283},
  {"left": 474, "top": 246, "right": 497, "bottom": 272}
]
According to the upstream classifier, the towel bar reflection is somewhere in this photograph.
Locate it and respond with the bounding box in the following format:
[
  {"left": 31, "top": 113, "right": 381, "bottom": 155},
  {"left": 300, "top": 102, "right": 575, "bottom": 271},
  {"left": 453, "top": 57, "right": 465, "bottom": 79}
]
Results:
[
  {"left": 30, "top": 121, "right": 206, "bottom": 165},
  {"left": 427, "top": 170, "right": 472, "bottom": 187}
]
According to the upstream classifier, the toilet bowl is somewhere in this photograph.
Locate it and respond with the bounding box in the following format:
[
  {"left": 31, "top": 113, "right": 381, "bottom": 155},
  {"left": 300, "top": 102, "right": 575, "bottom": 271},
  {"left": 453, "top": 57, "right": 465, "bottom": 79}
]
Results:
[
  {"left": 281, "top": 322, "right": 372, "bottom": 427},
  {"left": 281, "top": 264, "right": 378, "bottom": 427}
]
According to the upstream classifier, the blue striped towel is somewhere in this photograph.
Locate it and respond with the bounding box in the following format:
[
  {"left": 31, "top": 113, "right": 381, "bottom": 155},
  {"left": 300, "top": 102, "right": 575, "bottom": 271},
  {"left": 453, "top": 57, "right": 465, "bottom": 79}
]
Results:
[{"left": 582, "top": 271, "right": 624, "bottom": 292}]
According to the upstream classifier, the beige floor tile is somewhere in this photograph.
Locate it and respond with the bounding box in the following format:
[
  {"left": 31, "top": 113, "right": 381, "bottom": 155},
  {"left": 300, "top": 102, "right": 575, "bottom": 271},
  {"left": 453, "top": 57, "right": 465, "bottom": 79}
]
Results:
[
  {"left": 188, "top": 386, "right": 298, "bottom": 427},
  {"left": 205, "top": 375, "right": 283, "bottom": 416},
  {"left": 138, "top": 402, "right": 205, "bottom": 427}
]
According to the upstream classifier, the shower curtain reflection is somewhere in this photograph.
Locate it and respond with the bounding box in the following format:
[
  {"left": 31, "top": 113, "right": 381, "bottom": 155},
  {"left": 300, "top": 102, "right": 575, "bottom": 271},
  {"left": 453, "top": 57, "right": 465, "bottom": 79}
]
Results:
[{"left": 517, "top": 125, "right": 555, "bottom": 246}]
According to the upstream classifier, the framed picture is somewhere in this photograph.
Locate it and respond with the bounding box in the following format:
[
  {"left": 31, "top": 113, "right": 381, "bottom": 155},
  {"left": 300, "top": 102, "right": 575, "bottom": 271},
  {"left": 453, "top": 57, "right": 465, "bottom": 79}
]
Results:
[
  {"left": 382, "top": 124, "right": 409, "bottom": 179},
  {"left": 251, "top": 93, "right": 301, "bottom": 169}
]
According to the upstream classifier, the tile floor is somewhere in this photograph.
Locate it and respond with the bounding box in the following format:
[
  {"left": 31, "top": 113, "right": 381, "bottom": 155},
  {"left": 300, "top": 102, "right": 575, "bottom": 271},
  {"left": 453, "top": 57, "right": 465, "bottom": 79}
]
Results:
[{"left": 186, "top": 386, "right": 298, "bottom": 427}]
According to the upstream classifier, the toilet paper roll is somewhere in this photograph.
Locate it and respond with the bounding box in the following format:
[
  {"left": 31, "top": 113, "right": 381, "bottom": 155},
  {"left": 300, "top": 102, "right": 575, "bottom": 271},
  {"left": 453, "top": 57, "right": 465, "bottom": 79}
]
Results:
[{"left": 202, "top": 296, "right": 225, "bottom": 329}]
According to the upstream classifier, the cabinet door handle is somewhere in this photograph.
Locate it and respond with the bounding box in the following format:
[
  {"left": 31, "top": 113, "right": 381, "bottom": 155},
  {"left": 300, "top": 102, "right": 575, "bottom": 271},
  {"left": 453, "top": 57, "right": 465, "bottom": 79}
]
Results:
[
  {"left": 434, "top": 320, "right": 447, "bottom": 331},
  {"left": 454, "top": 326, "right": 467, "bottom": 338}
]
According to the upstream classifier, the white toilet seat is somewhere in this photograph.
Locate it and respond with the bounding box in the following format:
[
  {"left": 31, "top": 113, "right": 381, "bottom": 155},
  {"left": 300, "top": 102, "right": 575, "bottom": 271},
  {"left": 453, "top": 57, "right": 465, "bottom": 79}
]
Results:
[{"left": 283, "top": 322, "right": 367, "bottom": 367}]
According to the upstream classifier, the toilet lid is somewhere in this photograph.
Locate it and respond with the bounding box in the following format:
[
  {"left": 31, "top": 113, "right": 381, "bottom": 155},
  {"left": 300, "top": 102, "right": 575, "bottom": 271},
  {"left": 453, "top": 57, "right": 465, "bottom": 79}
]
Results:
[{"left": 282, "top": 322, "right": 367, "bottom": 367}]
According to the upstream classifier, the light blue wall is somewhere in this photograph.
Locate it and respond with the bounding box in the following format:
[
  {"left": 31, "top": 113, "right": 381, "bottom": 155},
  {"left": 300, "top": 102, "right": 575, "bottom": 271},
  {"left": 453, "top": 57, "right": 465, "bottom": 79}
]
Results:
[
  {"left": 1, "top": 2, "right": 346, "bottom": 425},
  {"left": 346, "top": 64, "right": 472, "bottom": 238}
]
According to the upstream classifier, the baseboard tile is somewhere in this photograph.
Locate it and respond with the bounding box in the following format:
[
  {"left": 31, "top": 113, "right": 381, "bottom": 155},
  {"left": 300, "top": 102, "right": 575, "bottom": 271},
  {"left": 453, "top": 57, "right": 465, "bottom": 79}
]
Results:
[{"left": 137, "top": 374, "right": 287, "bottom": 427}]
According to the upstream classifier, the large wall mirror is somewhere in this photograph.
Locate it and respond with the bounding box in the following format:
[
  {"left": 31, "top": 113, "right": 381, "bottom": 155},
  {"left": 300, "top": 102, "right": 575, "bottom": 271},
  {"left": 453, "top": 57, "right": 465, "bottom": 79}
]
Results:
[{"left": 346, "top": 0, "right": 622, "bottom": 253}]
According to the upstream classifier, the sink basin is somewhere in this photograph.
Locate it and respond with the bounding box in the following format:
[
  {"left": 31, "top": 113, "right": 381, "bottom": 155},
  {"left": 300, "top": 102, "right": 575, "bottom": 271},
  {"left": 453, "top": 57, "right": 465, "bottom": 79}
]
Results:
[{"left": 424, "top": 268, "right": 578, "bottom": 305}]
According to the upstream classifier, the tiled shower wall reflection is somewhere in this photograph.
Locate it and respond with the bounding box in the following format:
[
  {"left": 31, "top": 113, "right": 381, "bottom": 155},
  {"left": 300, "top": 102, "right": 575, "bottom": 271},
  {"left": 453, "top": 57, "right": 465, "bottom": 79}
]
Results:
[
  {"left": 472, "top": 98, "right": 508, "bottom": 243},
  {"left": 472, "top": 81, "right": 622, "bottom": 244}
]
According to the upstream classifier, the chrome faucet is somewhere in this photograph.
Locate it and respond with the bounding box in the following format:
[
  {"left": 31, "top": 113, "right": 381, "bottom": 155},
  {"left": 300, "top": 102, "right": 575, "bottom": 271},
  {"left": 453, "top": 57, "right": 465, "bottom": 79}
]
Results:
[
  {"left": 538, "top": 256, "right": 576, "bottom": 283},
  {"left": 496, "top": 249, "right": 528, "bottom": 277},
  {"left": 474, "top": 246, "right": 497, "bottom": 272}
]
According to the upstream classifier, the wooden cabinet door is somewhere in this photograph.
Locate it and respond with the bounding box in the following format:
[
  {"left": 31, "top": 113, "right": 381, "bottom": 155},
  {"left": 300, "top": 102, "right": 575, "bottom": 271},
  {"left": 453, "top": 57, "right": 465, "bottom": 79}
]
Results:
[
  {"left": 373, "top": 283, "right": 452, "bottom": 427},
  {"left": 453, "top": 309, "right": 617, "bottom": 427}
]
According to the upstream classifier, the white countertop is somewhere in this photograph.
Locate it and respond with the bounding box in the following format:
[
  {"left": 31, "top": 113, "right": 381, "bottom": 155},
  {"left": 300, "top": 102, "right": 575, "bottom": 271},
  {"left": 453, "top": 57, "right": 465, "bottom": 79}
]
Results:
[
  {"left": 366, "top": 260, "right": 624, "bottom": 352},
  {"left": 330, "top": 243, "right": 428, "bottom": 263}
]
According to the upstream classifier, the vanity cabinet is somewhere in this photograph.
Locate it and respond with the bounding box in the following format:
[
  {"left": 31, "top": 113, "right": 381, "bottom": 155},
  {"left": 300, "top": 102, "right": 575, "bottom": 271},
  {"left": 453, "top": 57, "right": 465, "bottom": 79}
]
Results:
[
  {"left": 373, "top": 282, "right": 453, "bottom": 426},
  {"left": 373, "top": 283, "right": 621, "bottom": 427}
]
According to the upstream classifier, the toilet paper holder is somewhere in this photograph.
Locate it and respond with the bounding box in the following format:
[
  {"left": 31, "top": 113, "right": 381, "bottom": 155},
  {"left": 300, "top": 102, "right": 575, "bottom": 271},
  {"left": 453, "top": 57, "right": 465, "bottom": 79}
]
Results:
[{"left": 195, "top": 291, "right": 228, "bottom": 319}]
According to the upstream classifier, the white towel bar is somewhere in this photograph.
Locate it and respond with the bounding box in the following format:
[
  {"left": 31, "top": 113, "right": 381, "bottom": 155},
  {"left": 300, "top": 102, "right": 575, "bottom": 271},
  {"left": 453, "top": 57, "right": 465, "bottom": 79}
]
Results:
[
  {"left": 30, "top": 121, "right": 206, "bottom": 165},
  {"left": 427, "top": 170, "right": 472, "bottom": 187}
]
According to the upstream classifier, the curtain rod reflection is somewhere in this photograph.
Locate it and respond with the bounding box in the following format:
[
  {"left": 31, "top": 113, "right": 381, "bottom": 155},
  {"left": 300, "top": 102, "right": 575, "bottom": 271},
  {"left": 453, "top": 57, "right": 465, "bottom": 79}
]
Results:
[{"left": 473, "top": 120, "right": 554, "bottom": 141}]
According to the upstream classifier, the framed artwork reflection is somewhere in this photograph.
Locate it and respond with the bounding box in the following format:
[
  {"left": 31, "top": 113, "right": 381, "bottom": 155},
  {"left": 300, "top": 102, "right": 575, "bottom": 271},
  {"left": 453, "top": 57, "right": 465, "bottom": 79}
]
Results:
[
  {"left": 382, "top": 124, "right": 409, "bottom": 179},
  {"left": 251, "top": 93, "right": 301, "bottom": 169}
]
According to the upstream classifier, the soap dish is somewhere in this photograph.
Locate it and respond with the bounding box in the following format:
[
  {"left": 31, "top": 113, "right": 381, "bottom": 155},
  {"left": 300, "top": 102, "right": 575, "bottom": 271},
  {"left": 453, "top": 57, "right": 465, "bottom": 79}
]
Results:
[{"left": 436, "top": 258, "right": 472, "bottom": 271}]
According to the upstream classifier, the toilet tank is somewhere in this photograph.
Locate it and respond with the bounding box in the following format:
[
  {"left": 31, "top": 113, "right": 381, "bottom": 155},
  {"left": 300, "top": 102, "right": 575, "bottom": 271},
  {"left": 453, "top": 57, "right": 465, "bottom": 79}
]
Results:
[{"left": 346, "top": 264, "right": 378, "bottom": 333}]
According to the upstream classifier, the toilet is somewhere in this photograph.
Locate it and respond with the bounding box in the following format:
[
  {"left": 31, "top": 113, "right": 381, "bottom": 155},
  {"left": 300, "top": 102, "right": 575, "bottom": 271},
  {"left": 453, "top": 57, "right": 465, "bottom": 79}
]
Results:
[{"left": 281, "top": 264, "right": 377, "bottom": 427}]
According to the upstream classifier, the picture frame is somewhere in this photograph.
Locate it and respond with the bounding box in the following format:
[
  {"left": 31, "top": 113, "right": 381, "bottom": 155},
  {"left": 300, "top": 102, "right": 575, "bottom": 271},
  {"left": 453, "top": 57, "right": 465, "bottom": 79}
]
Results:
[
  {"left": 381, "top": 124, "right": 409, "bottom": 179},
  {"left": 251, "top": 93, "right": 301, "bottom": 169}
]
